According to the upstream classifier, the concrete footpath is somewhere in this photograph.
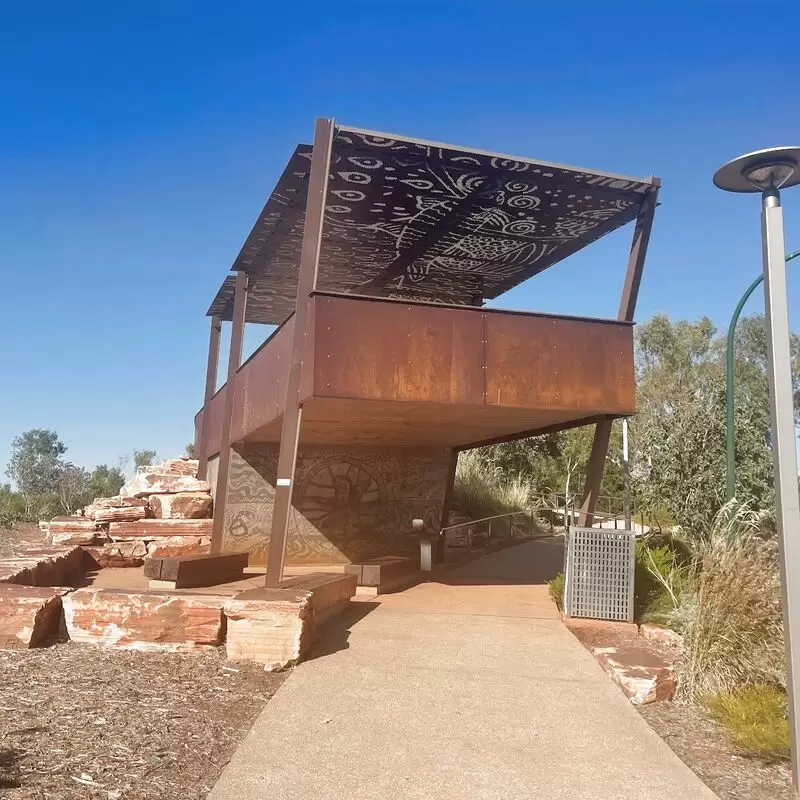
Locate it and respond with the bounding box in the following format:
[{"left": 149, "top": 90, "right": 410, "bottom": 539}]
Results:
[{"left": 209, "top": 540, "right": 716, "bottom": 800}]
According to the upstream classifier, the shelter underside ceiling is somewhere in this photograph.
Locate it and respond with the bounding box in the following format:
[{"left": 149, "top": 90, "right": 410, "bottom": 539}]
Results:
[{"left": 242, "top": 398, "right": 605, "bottom": 449}]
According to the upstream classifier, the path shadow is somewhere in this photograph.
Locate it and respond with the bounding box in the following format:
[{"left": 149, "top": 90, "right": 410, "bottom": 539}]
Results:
[
  {"left": 0, "top": 748, "right": 21, "bottom": 789},
  {"left": 436, "top": 536, "right": 565, "bottom": 587},
  {"left": 307, "top": 601, "right": 379, "bottom": 662}
]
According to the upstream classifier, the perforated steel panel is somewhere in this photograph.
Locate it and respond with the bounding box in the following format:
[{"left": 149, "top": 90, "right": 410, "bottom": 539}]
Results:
[{"left": 564, "top": 527, "right": 635, "bottom": 622}]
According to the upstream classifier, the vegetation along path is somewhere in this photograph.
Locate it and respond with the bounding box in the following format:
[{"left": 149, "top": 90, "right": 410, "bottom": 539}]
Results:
[{"left": 209, "top": 541, "right": 716, "bottom": 800}]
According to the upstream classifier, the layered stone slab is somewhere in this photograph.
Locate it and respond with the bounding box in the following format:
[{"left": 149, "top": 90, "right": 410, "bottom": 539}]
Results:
[
  {"left": 224, "top": 573, "right": 357, "bottom": 670},
  {"left": 148, "top": 492, "right": 212, "bottom": 520},
  {"left": 144, "top": 552, "right": 248, "bottom": 589},
  {"left": 224, "top": 588, "right": 314, "bottom": 671},
  {"left": 93, "top": 506, "right": 148, "bottom": 523},
  {"left": 84, "top": 497, "right": 149, "bottom": 519},
  {"left": 139, "top": 458, "right": 199, "bottom": 477},
  {"left": 0, "top": 585, "right": 71, "bottom": 649},
  {"left": 591, "top": 645, "right": 677, "bottom": 705},
  {"left": 63, "top": 588, "right": 225, "bottom": 652},
  {"left": 84, "top": 541, "right": 148, "bottom": 568},
  {"left": 46, "top": 517, "right": 104, "bottom": 546},
  {"left": 108, "top": 519, "right": 213, "bottom": 538},
  {"left": 345, "top": 556, "right": 418, "bottom": 595},
  {"left": 277, "top": 573, "right": 357, "bottom": 627},
  {"left": 121, "top": 473, "right": 210, "bottom": 498},
  {"left": 0, "top": 546, "right": 85, "bottom": 587},
  {"left": 144, "top": 536, "right": 212, "bottom": 559}
]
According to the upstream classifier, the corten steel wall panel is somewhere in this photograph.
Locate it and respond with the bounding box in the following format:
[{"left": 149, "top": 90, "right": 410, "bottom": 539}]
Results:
[
  {"left": 484, "top": 314, "right": 635, "bottom": 414},
  {"left": 231, "top": 317, "right": 296, "bottom": 441},
  {"left": 311, "top": 296, "right": 485, "bottom": 405},
  {"left": 199, "top": 388, "right": 227, "bottom": 460}
]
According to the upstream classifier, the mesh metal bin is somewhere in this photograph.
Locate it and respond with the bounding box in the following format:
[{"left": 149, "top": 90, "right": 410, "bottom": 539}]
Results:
[{"left": 564, "top": 527, "right": 636, "bottom": 622}]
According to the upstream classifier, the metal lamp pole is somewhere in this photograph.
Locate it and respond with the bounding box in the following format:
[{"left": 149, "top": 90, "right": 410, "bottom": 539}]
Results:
[
  {"left": 725, "top": 249, "right": 800, "bottom": 500},
  {"left": 715, "top": 146, "right": 800, "bottom": 793}
]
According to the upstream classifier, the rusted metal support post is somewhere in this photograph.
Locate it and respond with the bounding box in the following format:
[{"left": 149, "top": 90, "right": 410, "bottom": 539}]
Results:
[
  {"left": 210, "top": 271, "right": 248, "bottom": 553},
  {"left": 197, "top": 314, "right": 222, "bottom": 480},
  {"left": 579, "top": 182, "right": 660, "bottom": 527},
  {"left": 265, "top": 117, "right": 335, "bottom": 587}
]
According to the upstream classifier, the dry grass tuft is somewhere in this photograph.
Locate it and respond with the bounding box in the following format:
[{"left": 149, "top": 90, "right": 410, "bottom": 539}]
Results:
[
  {"left": 704, "top": 685, "right": 789, "bottom": 761},
  {"left": 677, "top": 501, "right": 784, "bottom": 700},
  {"left": 453, "top": 450, "right": 532, "bottom": 520}
]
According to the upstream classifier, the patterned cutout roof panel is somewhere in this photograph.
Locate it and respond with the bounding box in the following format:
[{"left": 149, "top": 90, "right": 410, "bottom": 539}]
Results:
[{"left": 207, "top": 127, "right": 655, "bottom": 323}]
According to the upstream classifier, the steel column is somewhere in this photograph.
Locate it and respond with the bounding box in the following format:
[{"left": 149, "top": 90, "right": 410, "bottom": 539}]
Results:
[
  {"left": 264, "top": 117, "right": 335, "bottom": 587},
  {"left": 761, "top": 189, "right": 800, "bottom": 787},
  {"left": 210, "top": 271, "right": 248, "bottom": 554},
  {"left": 197, "top": 314, "right": 222, "bottom": 480},
  {"left": 579, "top": 183, "right": 659, "bottom": 527}
]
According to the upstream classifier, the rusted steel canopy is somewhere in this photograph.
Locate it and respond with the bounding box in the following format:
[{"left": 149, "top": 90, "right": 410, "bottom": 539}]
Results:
[{"left": 207, "top": 125, "right": 656, "bottom": 324}]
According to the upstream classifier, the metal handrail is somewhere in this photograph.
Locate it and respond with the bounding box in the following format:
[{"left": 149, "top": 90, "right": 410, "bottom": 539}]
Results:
[{"left": 440, "top": 510, "right": 532, "bottom": 533}]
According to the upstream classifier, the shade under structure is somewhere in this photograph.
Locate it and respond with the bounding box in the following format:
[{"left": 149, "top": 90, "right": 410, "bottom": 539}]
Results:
[{"left": 207, "top": 125, "right": 657, "bottom": 324}]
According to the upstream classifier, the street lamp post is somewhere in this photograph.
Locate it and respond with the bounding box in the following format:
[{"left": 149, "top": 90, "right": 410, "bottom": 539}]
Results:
[
  {"left": 715, "top": 146, "right": 800, "bottom": 793},
  {"left": 725, "top": 249, "right": 800, "bottom": 500}
]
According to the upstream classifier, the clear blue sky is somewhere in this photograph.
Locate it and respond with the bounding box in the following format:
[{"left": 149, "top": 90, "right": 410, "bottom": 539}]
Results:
[{"left": 2, "top": 0, "right": 800, "bottom": 477}]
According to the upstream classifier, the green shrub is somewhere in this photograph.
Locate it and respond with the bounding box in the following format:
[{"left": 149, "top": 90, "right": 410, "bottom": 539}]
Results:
[
  {"left": 549, "top": 572, "right": 565, "bottom": 611},
  {"left": 704, "top": 685, "right": 789, "bottom": 761},
  {"left": 634, "top": 541, "right": 683, "bottom": 622}
]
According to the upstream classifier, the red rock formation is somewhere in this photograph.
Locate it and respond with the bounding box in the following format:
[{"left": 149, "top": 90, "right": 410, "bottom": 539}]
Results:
[
  {"left": 108, "top": 519, "right": 213, "bottom": 538},
  {"left": 63, "top": 588, "right": 225, "bottom": 652},
  {"left": 148, "top": 492, "right": 212, "bottom": 520},
  {"left": 0, "top": 585, "right": 71, "bottom": 649},
  {"left": 93, "top": 506, "right": 148, "bottom": 523}
]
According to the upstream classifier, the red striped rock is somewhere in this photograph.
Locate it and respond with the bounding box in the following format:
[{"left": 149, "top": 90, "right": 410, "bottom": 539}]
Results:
[
  {"left": 148, "top": 492, "right": 212, "bottom": 520},
  {"left": 64, "top": 588, "right": 225, "bottom": 652},
  {"left": 85, "top": 497, "right": 148, "bottom": 519},
  {"left": 121, "top": 473, "right": 210, "bottom": 498},
  {"left": 224, "top": 588, "right": 314, "bottom": 670},
  {"left": 0, "top": 585, "right": 72, "bottom": 649},
  {"left": 92, "top": 496, "right": 149, "bottom": 509},
  {"left": 93, "top": 506, "right": 148, "bottom": 523},
  {"left": 83, "top": 541, "right": 147, "bottom": 568},
  {"left": 46, "top": 517, "right": 103, "bottom": 546},
  {"left": 0, "top": 546, "right": 85, "bottom": 587},
  {"left": 140, "top": 458, "right": 199, "bottom": 477},
  {"left": 145, "top": 536, "right": 212, "bottom": 558},
  {"left": 591, "top": 646, "right": 676, "bottom": 705},
  {"left": 50, "top": 529, "right": 105, "bottom": 546},
  {"left": 109, "top": 519, "right": 213, "bottom": 538}
]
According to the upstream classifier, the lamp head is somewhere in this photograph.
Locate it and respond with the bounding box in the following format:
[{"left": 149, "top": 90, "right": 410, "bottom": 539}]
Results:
[{"left": 714, "top": 147, "right": 800, "bottom": 194}]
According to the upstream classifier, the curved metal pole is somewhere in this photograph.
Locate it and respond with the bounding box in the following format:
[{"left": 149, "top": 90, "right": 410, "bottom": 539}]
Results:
[{"left": 726, "top": 249, "right": 800, "bottom": 499}]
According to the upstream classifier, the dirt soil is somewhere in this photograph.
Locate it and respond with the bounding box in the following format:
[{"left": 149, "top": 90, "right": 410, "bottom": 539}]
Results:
[
  {"left": 0, "top": 644, "right": 286, "bottom": 799},
  {"left": 566, "top": 619, "right": 792, "bottom": 800},
  {"left": 640, "top": 701, "right": 792, "bottom": 800},
  {"left": 0, "top": 524, "right": 47, "bottom": 559}
]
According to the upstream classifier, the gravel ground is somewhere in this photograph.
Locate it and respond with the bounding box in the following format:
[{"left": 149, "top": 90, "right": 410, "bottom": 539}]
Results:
[{"left": 0, "top": 644, "right": 286, "bottom": 799}]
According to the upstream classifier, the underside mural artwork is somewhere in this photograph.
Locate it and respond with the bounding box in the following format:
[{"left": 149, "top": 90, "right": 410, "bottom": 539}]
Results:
[{"left": 223, "top": 444, "right": 450, "bottom": 564}]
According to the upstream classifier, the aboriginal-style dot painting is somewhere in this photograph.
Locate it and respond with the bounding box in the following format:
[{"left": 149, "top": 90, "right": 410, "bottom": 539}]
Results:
[{"left": 208, "top": 127, "right": 655, "bottom": 324}]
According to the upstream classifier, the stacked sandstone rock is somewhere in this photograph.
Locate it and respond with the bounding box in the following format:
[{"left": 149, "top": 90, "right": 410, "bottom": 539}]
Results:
[{"left": 41, "top": 457, "right": 213, "bottom": 567}]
